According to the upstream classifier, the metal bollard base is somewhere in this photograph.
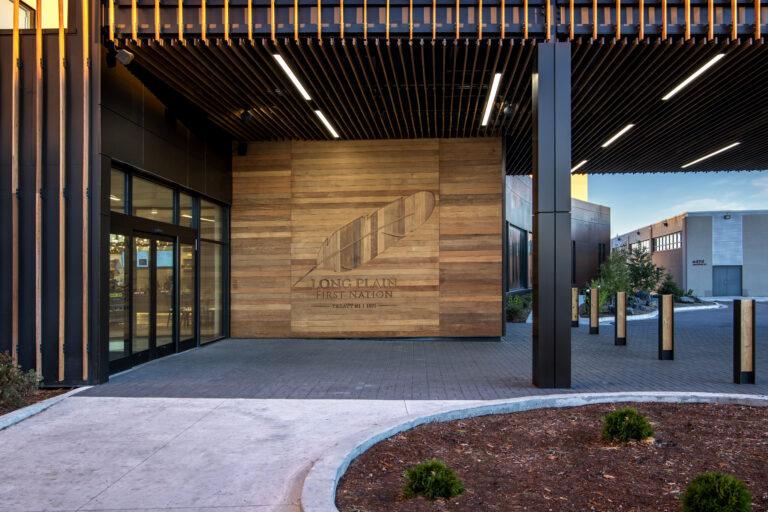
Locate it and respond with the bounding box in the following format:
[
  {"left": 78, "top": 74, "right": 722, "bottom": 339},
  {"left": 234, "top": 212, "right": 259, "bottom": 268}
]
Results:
[
  {"left": 659, "top": 350, "right": 674, "bottom": 361},
  {"left": 735, "top": 371, "right": 755, "bottom": 385},
  {"left": 615, "top": 337, "right": 626, "bottom": 346}
]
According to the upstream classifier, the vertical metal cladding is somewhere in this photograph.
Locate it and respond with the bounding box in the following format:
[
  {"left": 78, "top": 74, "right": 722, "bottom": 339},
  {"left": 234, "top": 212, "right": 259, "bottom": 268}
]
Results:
[{"left": 0, "top": 0, "right": 99, "bottom": 385}]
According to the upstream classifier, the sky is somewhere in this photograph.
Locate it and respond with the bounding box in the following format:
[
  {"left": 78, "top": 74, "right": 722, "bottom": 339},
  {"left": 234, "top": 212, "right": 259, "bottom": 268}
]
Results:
[{"left": 589, "top": 171, "right": 768, "bottom": 237}]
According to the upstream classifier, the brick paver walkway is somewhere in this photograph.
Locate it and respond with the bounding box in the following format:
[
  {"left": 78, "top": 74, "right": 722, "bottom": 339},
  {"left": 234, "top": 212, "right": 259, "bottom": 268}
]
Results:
[{"left": 81, "top": 302, "right": 768, "bottom": 399}]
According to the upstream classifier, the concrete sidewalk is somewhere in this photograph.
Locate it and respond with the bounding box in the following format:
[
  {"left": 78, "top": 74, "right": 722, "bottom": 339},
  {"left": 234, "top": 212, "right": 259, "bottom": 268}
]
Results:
[{"left": 0, "top": 395, "right": 483, "bottom": 512}]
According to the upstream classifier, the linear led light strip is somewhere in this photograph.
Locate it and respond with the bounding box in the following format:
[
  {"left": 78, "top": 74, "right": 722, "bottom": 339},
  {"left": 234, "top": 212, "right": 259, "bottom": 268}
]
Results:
[
  {"left": 681, "top": 142, "right": 740, "bottom": 169},
  {"left": 315, "top": 110, "right": 340, "bottom": 138},
  {"left": 571, "top": 160, "right": 588, "bottom": 173},
  {"left": 601, "top": 124, "right": 635, "bottom": 148},
  {"left": 481, "top": 73, "right": 503, "bottom": 127},
  {"left": 272, "top": 53, "right": 311, "bottom": 101},
  {"left": 662, "top": 54, "right": 726, "bottom": 101},
  {"left": 273, "top": 53, "right": 339, "bottom": 139}
]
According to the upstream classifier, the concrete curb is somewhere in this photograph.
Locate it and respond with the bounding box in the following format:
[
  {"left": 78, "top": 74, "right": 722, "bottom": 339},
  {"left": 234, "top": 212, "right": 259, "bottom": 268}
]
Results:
[
  {"left": 0, "top": 386, "right": 90, "bottom": 432},
  {"left": 300, "top": 391, "right": 768, "bottom": 512},
  {"left": 526, "top": 302, "right": 725, "bottom": 325}
]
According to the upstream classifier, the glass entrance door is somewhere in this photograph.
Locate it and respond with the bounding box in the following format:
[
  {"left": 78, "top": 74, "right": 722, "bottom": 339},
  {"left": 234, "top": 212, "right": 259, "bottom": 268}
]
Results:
[{"left": 109, "top": 232, "right": 180, "bottom": 371}]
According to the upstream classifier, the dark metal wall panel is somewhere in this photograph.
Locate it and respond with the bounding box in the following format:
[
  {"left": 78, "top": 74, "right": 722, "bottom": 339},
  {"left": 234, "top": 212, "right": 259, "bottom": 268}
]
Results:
[
  {"left": 0, "top": 0, "right": 103, "bottom": 385},
  {"left": 571, "top": 200, "right": 611, "bottom": 287},
  {"left": 100, "top": 49, "right": 233, "bottom": 203},
  {"left": 0, "top": 37, "right": 11, "bottom": 358}
]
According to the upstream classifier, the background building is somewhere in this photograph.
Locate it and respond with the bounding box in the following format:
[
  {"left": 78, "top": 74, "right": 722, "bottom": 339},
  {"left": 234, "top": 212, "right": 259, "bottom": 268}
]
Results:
[
  {"left": 507, "top": 176, "right": 611, "bottom": 292},
  {"left": 612, "top": 210, "right": 768, "bottom": 297}
]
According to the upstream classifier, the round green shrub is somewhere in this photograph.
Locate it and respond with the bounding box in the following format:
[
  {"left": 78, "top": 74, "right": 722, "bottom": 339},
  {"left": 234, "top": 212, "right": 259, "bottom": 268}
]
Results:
[
  {"left": 0, "top": 352, "right": 39, "bottom": 409},
  {"left": 682, "top": 472, "right": 752, "bottom": 512},
  {"left": 403, "top": 459, "right": 465, "bottom": 500},
  {"left": 601, "top": 407, "right": 654, "bottom": 442}
]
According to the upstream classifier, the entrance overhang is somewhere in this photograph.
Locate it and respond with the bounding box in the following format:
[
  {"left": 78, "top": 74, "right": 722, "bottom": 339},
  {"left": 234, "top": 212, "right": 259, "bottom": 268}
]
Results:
[{"left": 113, "top": 36, "right": 768, "bottom": 174}]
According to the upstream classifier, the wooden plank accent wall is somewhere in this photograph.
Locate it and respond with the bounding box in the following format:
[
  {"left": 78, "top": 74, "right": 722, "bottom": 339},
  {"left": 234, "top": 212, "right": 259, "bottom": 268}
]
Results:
[
  {"left": 231, "top": 138, "right": 502, "bottom": 338},
  {"left": 231, "top": 142, "right": 293, "bottom": 337},
  {"left": 438, "top": 139, "right": 503, "bottom": 337}
]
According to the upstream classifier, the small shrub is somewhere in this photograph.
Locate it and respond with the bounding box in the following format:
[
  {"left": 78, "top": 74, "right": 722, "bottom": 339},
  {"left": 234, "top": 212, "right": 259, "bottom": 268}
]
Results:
[
  {"left": 403, "top": 459, "right": 465, "bottom": 500},
  {"left": 658, "top": 273, "right": 686, "bottom": 301},
  {"left": 682, "top": 472, "right": 752, "bottom": 512},
  {"left": 601, "top": 407, "right": 654, "bottom": 443},
  {"left": 0, "top": 352, "right": 38, "bottom": 410},
  {"left": 506, "top": 293, "right": 532, "bottom": 323}
]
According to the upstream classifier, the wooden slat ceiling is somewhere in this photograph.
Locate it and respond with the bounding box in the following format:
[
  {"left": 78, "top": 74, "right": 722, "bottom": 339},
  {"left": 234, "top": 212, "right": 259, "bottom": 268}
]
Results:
[{"left": 118, "top": 36, "right": 768, "bottom": 174}]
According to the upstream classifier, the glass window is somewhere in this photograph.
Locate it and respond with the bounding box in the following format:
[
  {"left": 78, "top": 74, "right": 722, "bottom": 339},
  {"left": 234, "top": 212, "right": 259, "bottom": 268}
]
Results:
[
  {"left": 179, "top": 243, "right": 195, "bottom": 341},
  {"left": 133, "top": 237, "right": 152, "bottom": 353},
  {"left": 507, "top": 224, "right": 528, "bottom": 291},
  {"left": 108, "top": 234, "right": 129, "bottom": 361},
  {"left": 200, "top": 199, "right": 224, "bottom": 241},
  {"left": 132, "top": 176, "right": 174, "bottom": 224},
  {"left": 179, "top": 193, "right": 194, "bottom": 228},
  {"left": 155, "top": 239, "right": 175, "bottom": 348},
  {"left": 1, "top": 0, "right": 67, "bottom": 28},
  {"left": 110, "top": 169, "right": 126, "bottom": 213},
  {"left": 200, "top": 241, "right": 223, "bottom": 342}
]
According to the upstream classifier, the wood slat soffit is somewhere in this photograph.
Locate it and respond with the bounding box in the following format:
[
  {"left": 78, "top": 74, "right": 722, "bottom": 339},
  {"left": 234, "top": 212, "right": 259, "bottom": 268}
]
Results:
[{"left": 119, "top": 36, "right": 768, "bottom": 173}]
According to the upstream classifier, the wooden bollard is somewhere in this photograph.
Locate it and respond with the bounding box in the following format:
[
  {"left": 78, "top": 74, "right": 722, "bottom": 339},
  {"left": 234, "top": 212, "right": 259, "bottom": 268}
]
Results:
[
  {"left": 571, "top": 287, "right": 579, "bottom": 327},
  {"left": 590, "top": 287, "right": 599, "bottom": 335},
  {"left": 615, "top": 291, "right": 627, "bottom": 346},
  {"left": 658, "top": 294, "right": 674, "bottom": 360},
  {"left": 733, "top": 299, "right": 756, "bottom": 384}
]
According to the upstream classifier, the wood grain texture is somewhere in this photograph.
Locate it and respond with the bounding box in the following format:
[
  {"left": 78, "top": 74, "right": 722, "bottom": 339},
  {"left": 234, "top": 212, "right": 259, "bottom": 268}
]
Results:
[
  {"left": 437, "top": 139, "right": 502, "bottom": 337},
  {"left": 230, "top": 138, "right": 502, "bottom": 338},
  {"left": 741, "top": 299, "right": 753, "bottom": 372},
  {"left": 230, "top": 142, "right": 293, "bottom": 337},
  {"left": 590, "top": 287, "right": 599, "bottom": 328},
  {"left": 571, "top": 287, "right": 579, "bottom": 322},
  {"left": 662, "top": 294, "right": 673, "bottom": 350},
  {"left": 616, "top": 291, "right": 626, "bottom": 338}
]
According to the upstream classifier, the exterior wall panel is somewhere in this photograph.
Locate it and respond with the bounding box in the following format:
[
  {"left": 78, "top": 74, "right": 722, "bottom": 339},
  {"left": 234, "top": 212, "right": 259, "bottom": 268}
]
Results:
[
  {"left": 685, "top": 215, "right": 714, "bottom": 296},
  {"left": 100, "top": 50, "right": 232, "bottom": 203},
  {"left": 742, "top": 214, "right": 768, "bottom": 296},
  {"left": 0, "top": 0, "right": 103, "bottom": 384},
  {"left": 231, "top": 138, "right": 503, "bottom": 339}
]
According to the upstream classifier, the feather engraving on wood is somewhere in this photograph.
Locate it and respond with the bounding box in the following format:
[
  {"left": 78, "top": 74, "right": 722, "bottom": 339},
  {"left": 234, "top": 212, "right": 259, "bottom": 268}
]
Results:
[{"left": 294, "top": 191, "right": 436, "bottom": 285}]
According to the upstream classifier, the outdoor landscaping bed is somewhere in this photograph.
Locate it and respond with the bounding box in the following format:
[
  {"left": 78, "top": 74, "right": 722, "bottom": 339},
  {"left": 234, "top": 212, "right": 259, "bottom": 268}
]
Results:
[
  {"left": 0, "top": 387, "right": 70, "bottom": 417},
  {"left": 336, "top": 403, "right": 768, "bottom": 512}
]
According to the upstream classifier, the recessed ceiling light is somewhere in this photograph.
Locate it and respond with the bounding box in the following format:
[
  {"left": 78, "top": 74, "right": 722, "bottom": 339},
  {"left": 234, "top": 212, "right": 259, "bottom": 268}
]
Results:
[
  {"left": 571, "top": 160, "right": 588, "bottom": 173},
  {"left": 109, "top": 195, "right": 121, "bottom": 202},
  {"left": 601, "top": 124, "right": 635, "bottom": 148},
  {"left": 314, "top": 110, "right": 340, "bottom": 138},
  {"left": 662, "top": 53, "right": 726, "bottom": 101},
  {"left": 681, "top": 142, "right": 740, "bottom": 169},
  {"left": 481, "top": 73, "right": 503, "bottom": 127},
  {"left": 272, "top": 54, "right": 312, "bottom": 101}
]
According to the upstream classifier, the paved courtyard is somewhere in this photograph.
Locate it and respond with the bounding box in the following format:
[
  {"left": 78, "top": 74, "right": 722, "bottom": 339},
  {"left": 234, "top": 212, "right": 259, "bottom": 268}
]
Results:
[
  {"left": 82, "top": 302, "right": 768, "bottom": 400},
  {"left": 1, "top": 303, "right": 766, "bottom": 512}
]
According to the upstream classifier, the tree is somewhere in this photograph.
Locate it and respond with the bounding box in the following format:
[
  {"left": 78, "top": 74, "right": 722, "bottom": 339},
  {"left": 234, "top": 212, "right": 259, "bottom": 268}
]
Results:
[
  {"left": 598, "top": 249, "right": 631, "bottom": 297},
  {"left": 627, "top": 246, "right": 664, "bottom": 293}
]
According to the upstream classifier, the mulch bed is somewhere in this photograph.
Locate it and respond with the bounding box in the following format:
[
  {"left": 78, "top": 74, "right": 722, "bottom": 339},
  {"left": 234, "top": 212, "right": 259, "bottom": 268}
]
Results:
[
  {"left": 336, "top": 403, "right": 768, "bottom": 512},
  {"left": 0, "top": 388, "right": 71, "bottom": 417}
]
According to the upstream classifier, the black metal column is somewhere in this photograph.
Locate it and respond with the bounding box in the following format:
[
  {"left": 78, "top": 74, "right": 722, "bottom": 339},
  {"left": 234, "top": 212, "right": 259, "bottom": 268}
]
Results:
[{"left": 531, "top": 42, "right": 572, "bottom": 388}]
